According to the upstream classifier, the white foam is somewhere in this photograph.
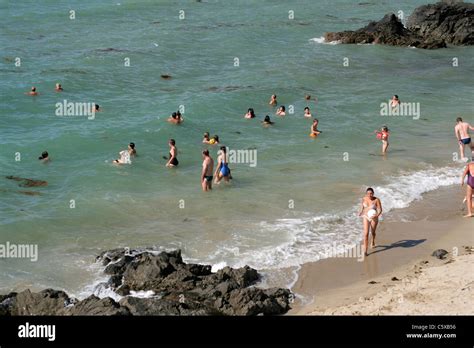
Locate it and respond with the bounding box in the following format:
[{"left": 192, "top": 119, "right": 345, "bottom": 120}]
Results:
[
  {"left": 309, "top": 36, "right": 340, "bottom": 45},
  {"left": 129, "top": 290, "right": 156, "bottom": 298},
  {"left": 211, "top": 261, "right": 227, "bottom": 272}
]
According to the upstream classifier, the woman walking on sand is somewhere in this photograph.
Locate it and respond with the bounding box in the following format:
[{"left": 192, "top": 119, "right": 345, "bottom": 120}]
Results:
[
  {"left": 461, "top": 162, "right": 474, "bottom": 217},
  {"left": 358, "top": 188, "right": 383, "bottom": 257}
]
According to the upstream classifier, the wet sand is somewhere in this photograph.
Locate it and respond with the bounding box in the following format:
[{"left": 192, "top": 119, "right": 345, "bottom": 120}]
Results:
[{"left": 289, "top": 185, "right": 474, "bottom": 315}]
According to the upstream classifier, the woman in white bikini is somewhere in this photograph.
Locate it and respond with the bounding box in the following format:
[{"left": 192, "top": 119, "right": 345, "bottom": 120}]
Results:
[{"left": 358, "top": 187, "right": 383, "bottom": 257}]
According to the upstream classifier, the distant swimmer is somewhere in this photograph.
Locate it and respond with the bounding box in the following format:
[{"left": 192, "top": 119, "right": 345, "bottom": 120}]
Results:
[
  {"left": 375, "top": 126, "right": 389, "bottom": 154},
  {"left": 455, "top": 117, "right": 474, "bottom": 161},
  {"left": 310, "top": 118, "right": 321, "bottom": 137},
  {"left": 262, "top": 115, "right": 274, "bottom": 126},
  {"left": 244, "top": 108, "right": 256, "bottom": 119},
  {"left": 203, "top": 132, "right": 211, "bottom": 144},
  {"left": 201, "top": 149, "right": 214, "bottom": 191},
  {"left": 38, "top": 151, "right": 50, "bottom": 163},
  {"left": 304, "top": 107, "right": 312, "bottom": 118},
  {"left": 269, "top": 94, "right": 277, "bottom": 106},
  {"left": 390, "top": 95, "right": 400, "bottom": 108},
  {"left": 26, "top": 87, "right": 38, "bottom": 96},
  {"left": 358, "top": 187, "right": 383, "bottom": 257},
  {"left": 209, "top": 135, "right": 219, "bottom": 145},
  {"left": 214, "top": 146, "right": 231, "bottom": 184},
  {"left": 55, "top": 83, "right": 63, "bottom": 92},
  {"left": 113, "top": 142, "right": 135, "bottom": 164},
  {"left": 166, "top": 139, "right": 179, "bottom": 167},
  {"left": 276, "top": 105, "right": 286, "bottom": 116},
  {"left": 94, "top": 104, "right": 101, "bottom": 112},
  {"left": 168, "top": 112, "right": 183, "bottom": 124}
]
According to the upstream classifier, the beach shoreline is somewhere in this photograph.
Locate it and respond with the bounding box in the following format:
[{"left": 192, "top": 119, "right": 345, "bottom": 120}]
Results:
[{"left": 289, "top": 184, "right": 473, "bottom": 315}]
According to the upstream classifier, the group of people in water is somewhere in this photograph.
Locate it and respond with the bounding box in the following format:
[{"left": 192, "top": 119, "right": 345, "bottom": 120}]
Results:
[{"left": 26, "top": 85, "right": 474, "bottom": 257}]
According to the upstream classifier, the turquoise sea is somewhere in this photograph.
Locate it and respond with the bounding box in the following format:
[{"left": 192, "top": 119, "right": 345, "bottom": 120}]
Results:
[{"left": 1, "top": 0, "right": 473, "bottom": 296}]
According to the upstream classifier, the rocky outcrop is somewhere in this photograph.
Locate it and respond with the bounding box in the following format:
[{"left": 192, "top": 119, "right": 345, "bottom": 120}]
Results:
[
  {"left": 0, "top": 248, "right": 292, "bottom": 316},
  {"left": 324, "top": 2, "right": 473, "bottom": 49},
  {"left": 406, "top": 2, "right": 474, "bottom": 45}
]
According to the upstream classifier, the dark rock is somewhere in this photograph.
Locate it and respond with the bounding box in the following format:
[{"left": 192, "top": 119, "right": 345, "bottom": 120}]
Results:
[
  {"left": 64, "top": 295, "right": 130, "bottom": 316},
  {"left": 1, "top": 247, "right": 292, "bottom": 316},
  {"left": 324, "top": 2, "right": 473, "bottom": 49},
  {"left": 407, "top": 2, "right": 474, "bottom": 45},
  {"left": 5, "top": 176, "right": 48, "bottom": 187},
  {"left": 431, "top": 249, "right": 449, "bottom": 259},
  {"left": 1, "top": 289, "right": 70, "bottom": 315}
]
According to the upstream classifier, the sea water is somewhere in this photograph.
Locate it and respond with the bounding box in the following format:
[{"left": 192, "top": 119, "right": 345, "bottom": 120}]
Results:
[{"left": 0, "top": 0, "right": 473, "bottom": 295}]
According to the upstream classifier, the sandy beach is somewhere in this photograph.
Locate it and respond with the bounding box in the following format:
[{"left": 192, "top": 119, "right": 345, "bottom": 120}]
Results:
[{"left": 290, "top": 185, "right": 474, "bottom": 315}]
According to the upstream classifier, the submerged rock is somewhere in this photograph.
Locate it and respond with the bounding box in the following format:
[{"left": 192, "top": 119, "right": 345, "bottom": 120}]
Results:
[
  {"left": 1, "top": 248, "right": 292, "bottom": 316},
  {"left": 5, "top": 176, "right": 48, "bottom": 187}
]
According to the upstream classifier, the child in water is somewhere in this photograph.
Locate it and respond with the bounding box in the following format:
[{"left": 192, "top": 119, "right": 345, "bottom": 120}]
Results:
[{"left": 375, "top": 126, "right": 390, "bottom": 154}]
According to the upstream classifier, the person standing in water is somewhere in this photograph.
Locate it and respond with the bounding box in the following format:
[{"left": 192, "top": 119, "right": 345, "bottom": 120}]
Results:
[
  {"left": 375, "top": 126, "right": 389, "bottom": 154},
  {"left": 201, "top": 150, "right": 214, "bottom": 191},
  {"left": 304, "top": 107, "right": 312, "bottom": 118},
  {"left": 55, "top": 83, "right": 63, "bottom": 92},
  {"left": 214, "top": 146, "right": 231, "bottom": 184},
  {"left": 390, "top": 95, "right": 400, "bottom": 108},
  {"left": 310, "top": 119, "right": 321, "bottom": 137},
  {"left": 358, "top": 188, "right": 383, "bottom": 257},
  {"left": 455, "top": 117, "right": 474, "bottom": 161},
  {"left": 203, "top": 132, "right": 211, "bottom": 144},
  {"left": 244, "top": 108, "right": 256, "bottom": 119},
  {"left": 166, "top": 139, "right": 178, "bottom": 167},
  {"left": 461, "top": 162, "right": 474, "bottom": 218},
  {"left": 276, "top": 106, "right": 286, "bottom": 116},
  {"left": 269, "top": 94, "right": 277, "bottom": 106}
]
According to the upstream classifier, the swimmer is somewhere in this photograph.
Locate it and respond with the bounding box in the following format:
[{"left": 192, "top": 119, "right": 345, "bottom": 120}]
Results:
[
  {"left": 93, "top": 104, "right": 101, "bottom": 112},
  {"left": 112, "top": 142, "right": 135, "bottom": 164},
  {"left": 209, "top": 135, "right": 219, "bottom": 145},
  {"left": 269, "top": 94, "right": 277, "bottom": 106},
  {"left": 214, "top": 146, "right": 231, "bottom": 184},
  {"left": 390, "top": 95, "right": 400, "bottom": 108},
  {"left": 176, "top": 111, "right": 184, "bottom": 122},
  {"left": 244, "top": 108, "right": 256, "bottom": 119},
  {"left": 128, "top": 142, "right": 137, "bottom": 157},
  {"left": 166, "top": 139, "right": 178, "bottom": 167},
  {"left": 38, "top": 151, "right": 49, "bottom": 162},
  {"left": 26, "top": 87, "right": 38, "bottom": 96},
  {"left": 201, "top": 149, "right": 214, "bottom": 191},
  {"left": 461, "top": 162, "right": 474, "bottom": 217},
  {"left": 375, "top": 126, "right": 389, "bottom": 154},
  {"left": 55, "top": 83, "right": 63, "bottom": 92},
  {"left": 455, "top": 117, "right": 474, "bottom": 161},
  {"left": 310, "top": 118, "right": 321, "bottom": 137},
  {"left": 262, "top": 115, "right": 274, "bottom": 126},
  {"left": 304, "top": 107, "right": 312, "bottom": 118},
  {"left": 167, "top": 112, "right": 183, "bottom": 124},
  {"left": 276, "top": 105, "right": 286, "bottom": 116},
  {"left": 203, "top": 132, "right": 211, "bottom": 144},
  {"left": 358, "top": 187, "right": 383, "bottom": 256}
]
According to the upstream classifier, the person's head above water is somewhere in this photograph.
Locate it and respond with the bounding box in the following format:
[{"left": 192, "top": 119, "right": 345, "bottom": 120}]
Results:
[
  {"left": 31, "top": 87, "right": 36, "bottom": 92},
  {"left": 202, "top": 149, "right": 210, "bottom": 157},
  {"left": 95, "top": 104, "right": 100, "bottom": 111},
  {"left": 279, "top": 106, "right": 285, "bottom": 111},
  {"left": 213, "top": 135, "right": 219, "bottom": 142},
  {"left": 38, "top": 151, "right": 48, "bottom": 160},
  {"left": 456, "top": 117, "right": 463, "bottom": 123},
  {"left": 264, "top": 115, "right": 271, "bottom": 122},
  {"left": 203, "top": 132, "right": 210, "bottom": 139},
  {"left": 366, "top": 187, "right": 375, "bottom": 197},
  {"left": 171, "top": 112, "right": 177, "bottom": 119},
  {"left": 129, "top": 142, "right": 135, "bottom": 149},
  {"left": 304, "top": 107, "right": 310, "bottom": 112},
  {"left": 169, "top": 139, "right": 176, "bottom": 146},
  {"left": 392, "top": 95, "right": 399, "bottom": 100},
  {"left": 220, "top": 145, "right": 227, "bottom": 154},
  {"left": 313, "top": 118, "right": 319, "bottom": 124},
  {"left": 382, "top": 126, "right": 389, "bottom": 132},
  {"left": 176, "top": 111, "right": 182, "bottom": 118}
]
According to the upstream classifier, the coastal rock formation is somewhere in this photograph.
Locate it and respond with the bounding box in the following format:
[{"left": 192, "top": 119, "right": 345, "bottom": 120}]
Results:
[
  {"left": 406, "top": 2, "right": 474, "bottom": 45},
  {"left": 324, "top": 2, "right": 473, "bottom": 49},
  {"left": 0, "top": 248, "right": 292, "bottom": 316}
]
